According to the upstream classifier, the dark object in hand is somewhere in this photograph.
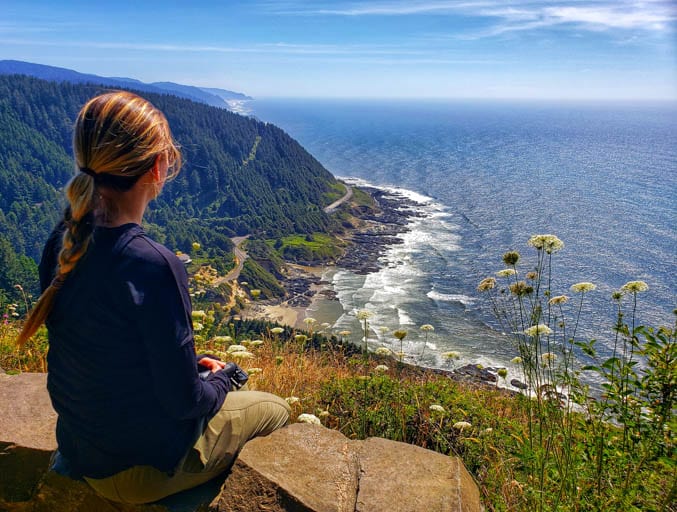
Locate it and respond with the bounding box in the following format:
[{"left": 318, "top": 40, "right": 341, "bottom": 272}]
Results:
[{"left": 199, "top": 362, "right": 249, "bottom": 389}]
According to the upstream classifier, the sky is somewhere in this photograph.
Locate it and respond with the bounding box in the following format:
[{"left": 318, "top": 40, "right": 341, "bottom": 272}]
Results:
[{"left": 1, "top": 0, "right": 675, "bottom": 100}]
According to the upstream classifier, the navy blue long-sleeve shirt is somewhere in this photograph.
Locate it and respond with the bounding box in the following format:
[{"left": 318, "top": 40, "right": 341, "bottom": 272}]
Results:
[{"left": 39, "top": 223, "right": 230, "bottom": 478}]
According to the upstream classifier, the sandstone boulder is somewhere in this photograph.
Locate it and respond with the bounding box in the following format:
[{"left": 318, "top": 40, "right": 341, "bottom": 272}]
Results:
[{"left": 212, "top": 424, "right": 481, "bottom": 512}]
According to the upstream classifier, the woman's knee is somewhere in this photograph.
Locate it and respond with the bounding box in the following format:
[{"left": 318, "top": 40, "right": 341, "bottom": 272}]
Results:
[{"left": 236, "top": 391, "right": 291, "bottom": 438}]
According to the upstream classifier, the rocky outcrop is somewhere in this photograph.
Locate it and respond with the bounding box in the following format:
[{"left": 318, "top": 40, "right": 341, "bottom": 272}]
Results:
[{"left": 1, "top": 373, "right": 481, "bottom": 512}]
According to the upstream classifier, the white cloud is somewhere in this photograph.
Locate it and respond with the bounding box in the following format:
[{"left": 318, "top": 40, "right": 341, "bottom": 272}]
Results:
[{"left": 276, "top": 1, "right": 676, "bottom": 34}]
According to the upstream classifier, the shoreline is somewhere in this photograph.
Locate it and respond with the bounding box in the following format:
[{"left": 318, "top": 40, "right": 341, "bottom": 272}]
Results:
[{"left": 240, "top": 185, "right": 425, "bottom": 331}]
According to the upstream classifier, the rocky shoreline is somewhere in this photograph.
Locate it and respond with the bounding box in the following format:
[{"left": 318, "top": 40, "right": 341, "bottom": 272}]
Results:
[{"left": 335, "top": 187, "right": 425, "bottom": 274}]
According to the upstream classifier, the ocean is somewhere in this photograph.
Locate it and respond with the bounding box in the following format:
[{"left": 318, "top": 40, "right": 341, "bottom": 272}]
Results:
[{"left": 250, "top": 99, "right": 677, "bottom": 375}]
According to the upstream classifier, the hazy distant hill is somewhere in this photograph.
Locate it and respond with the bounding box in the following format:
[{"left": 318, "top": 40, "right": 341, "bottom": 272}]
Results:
[
  {"left": 0, "top": 60, "right": 251, "bottom": 109},
  {"left": 0, "top": 74, "right": 339, "bottom": 302}
]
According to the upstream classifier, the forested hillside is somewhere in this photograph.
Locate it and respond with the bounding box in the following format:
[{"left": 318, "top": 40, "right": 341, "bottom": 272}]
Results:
[{"left": 0, "top": 74, "right": 341, "bottom": 303}]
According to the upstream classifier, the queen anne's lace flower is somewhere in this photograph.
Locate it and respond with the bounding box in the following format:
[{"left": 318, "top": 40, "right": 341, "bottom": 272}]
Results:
[
  {"left": 420, "top": 324, "right": 435, "bottom": 332},
  {"left": 541, "top": 352, "right": 557, "bottom": 364},
  {"left": 230, "top": 351, "right": 255, "bottom": 359},
  {"left": 477, "top": 277, "right": 496, "bottom": 291},
  {"left": 528, "top": 234, "right": 564, "bottom": 254},
  {"left": 621, "top": 281, "right": 649, "bottom": 293},
  {"left": 375, "top": 347, "right": 392, "bottom": 356},
  {"left": 441, "top": 351, "right": 460, "bottom": 360},
  {"left": 524, "top": 324, "right": 553, "bottom": 337},
  {"left": 496, "top": 269, "right": 517, "bottom": 278},
  {"left": 429, "top": 404, "right": 445, "bottom": 413},
  {"left": 570, "top": 282, "right": 597, "bottom": 293},
  {"left": 453, "top": 421, "right": 472, "bottom": 430},
  {"left": 270, "top": 327, "right": 284, "bottom": 334},
  {"left": 356, "top": 310, "right": 373, "bottom": 320},
  {"left": 548, "top": 295, "right": 569, "bottom": 305},
  {"left": 285, "top": 396, "right": 300, "bottom": 405},
  {"left": 374, "top": 364, "right": 389, "bottom": 372},
  {"left": 227, "top": 344, "right": 247, "bottom": 353},
  {"left": 297, "top": 413, "right": 321, "bottom": 425}
]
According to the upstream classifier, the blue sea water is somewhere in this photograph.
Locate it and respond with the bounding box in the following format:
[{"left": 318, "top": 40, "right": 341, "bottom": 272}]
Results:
[{"left": 251, "top": 99, "right": 677, "bottom": 375}]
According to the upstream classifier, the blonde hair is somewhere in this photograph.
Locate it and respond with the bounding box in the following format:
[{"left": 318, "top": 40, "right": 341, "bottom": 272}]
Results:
[{"left": 18, "top": 91, "right": 181, "bottom": 345}]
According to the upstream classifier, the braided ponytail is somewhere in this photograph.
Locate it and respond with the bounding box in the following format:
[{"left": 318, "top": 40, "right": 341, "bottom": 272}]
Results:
[{"left": 18, "top": 91, "right": 181, "bottom": 345}]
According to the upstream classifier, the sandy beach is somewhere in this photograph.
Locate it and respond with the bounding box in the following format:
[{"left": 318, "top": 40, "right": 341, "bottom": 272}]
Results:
[{"left": 240, "top": 264, "right": 343, "bottom": 331}]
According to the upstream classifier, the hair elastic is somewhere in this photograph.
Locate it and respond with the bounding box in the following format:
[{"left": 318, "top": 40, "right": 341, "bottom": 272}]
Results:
[{"left": 79, "top": 167, "right": 98, "bottom": 179}]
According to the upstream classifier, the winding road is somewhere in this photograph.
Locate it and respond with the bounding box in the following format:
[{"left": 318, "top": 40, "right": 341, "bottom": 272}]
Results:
[{"left": 323, "top": 183, "right": 353, "bottom": 213}]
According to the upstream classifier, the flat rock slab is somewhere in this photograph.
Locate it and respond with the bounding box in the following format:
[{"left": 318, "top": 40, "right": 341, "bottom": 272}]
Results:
[
  {"left": 213, "top": 424, "right": 358, "bottom": 512},
  {"left": 0, "top": 373, "right": 56, "bottom": 502},
  {"left": 356, "top": 437, "right": 480, "bottom": 512},
  {"left": 212, "top": 424, "right": 480, "bottom": 512},
  {"left": 0, "top": 373, "right": 56, "bottom": 451}
]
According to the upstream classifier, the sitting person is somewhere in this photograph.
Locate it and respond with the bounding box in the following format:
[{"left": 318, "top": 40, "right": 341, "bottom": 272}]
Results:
[{"left": 18, "top": 91, "right": 290, "bottom": 504}]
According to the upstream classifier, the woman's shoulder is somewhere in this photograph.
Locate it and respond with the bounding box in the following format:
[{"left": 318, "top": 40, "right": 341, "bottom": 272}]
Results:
[{"left": 112, "top": 225, "right": 187, "bottom": 281}]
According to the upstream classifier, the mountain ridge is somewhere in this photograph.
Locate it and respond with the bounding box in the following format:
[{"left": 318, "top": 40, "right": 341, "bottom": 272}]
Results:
[{"left": 0, "top": 60, "right": 252, "bottom": 110}]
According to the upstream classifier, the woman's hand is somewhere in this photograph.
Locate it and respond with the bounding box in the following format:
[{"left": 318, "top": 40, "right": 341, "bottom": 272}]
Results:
[{"left": 198, "top": 357, "right": 227, "bottom": 373}]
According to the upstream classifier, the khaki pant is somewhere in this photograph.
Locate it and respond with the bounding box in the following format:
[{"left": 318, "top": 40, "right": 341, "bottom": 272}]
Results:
[{"left": 84, "top": 389, "right": 290, "bottom": 504}]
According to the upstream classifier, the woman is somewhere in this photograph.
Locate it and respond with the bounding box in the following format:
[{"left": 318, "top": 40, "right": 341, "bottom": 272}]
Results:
[{"left": 18, "top": 91, "right": 290, "bottom": 504}]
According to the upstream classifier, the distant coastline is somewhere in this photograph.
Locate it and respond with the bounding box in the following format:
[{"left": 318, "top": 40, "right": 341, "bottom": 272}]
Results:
[{"left": 241, "top": 184, "right": 421, "bottom": 329}]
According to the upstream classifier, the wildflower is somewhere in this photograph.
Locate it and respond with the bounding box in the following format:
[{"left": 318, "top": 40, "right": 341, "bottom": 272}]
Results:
[
  {"left": 275, "top": 356, "right": 284, "bottom": 365},
  {"left": 524, "top": 324, "right": 553, "bottom": 337},
  {"left": 570, "top": 282, "right": 596, "bottom": 293},
  {"left": 526, "top": 271, "right": 538, "bottom": 280},
  {"left": 250, "top": 339, "right": 264, "bottom": 347},
  {"left": 477, "top": 277, "right": 496, "bottom": 292},
  {"left": 321, "top": 322, "right": 331, "bottom": 328},
  {"left": 527, "top": 234, "right": 564, "bottom": 254},
  {"left": 420, "top": 324, "right": 435, "bottom": 332},
  {"left": 611, "top": 291, "right": 623, "bottom": 301},
  {"left": 453, "top": 421, "right": 472, "bottom": 430},
  {"left": 548, "top": 295, "right": 569, "bottom": 305},
  {"left": 621, "top": 280, "right": 649, "bottom": 293},
  {"left": 295, "top": 334, "right": 308, "bottom": 343},
  {"left": 356, "top": 310, "right": 373, "bottom": 320},
  {"left": 192, "top": 310, "right": 206, "bottom": 319},
  {"left": 338, "top": 330, "right": 352, "bottom": 337},
  {"left": 193, "top": 322, "right": 204, "bottom": 332},
  {"left": 374, "top": 364, "right": 389, "bottom": 372},
  {"left": 429, "top": 404, "right": 445, "bottom": 413},
  {"left": 230, "top": 351, "right": 255, "bottom": 360},
  {"left": 496, "top": 269, "right": 516, "bottom": 278},
  {"left": 392, "top": 329, "right": 407, "bottom": 340},
  {"left": 497, "top": 368, "right": 508, "bottom": 379},
  {"left": 482, "top": 428, "right": 493, "bottom": 435},
  {"left": 270, "top": 327, "right": 284, "bottom": 335},
  {"left": 379, "top": 326, "right": 390, "bottom": 334},
  {"left": 240, "top": 339, "right": 251, "bottom": 346},
  {"left": 297, "top": 413, "right": 321, "bottom": 425},
  {"left": 303, "top": 317, "right": 316, "bottom": 326},
  {"left": 285, "top": 396, "right": 300, "bottom": 405},
  {"left": 213, "top": 336, "right": 233, "bottom": 344},
  {"left": 247, "top": 368, "right": 262, "bottom": 375},
  {"left": 541, "top": 352, "right": 557, "bottom": 364},
  {"left": 442, "top": 351, "right": 460, "bottom": 360},
  {"left": 192, "top": 242, "right": 201, "bottom": 251},
  {"left": 511, "top": 356, "right": 523, "bottom": 364},
  {"left": 318, "top": 410, "right": 330, "bottom": 418},
  {"left": 395, "top": 351, "right": 406, "bottom": 360},
  {"left": 502, "top": 251, "right": 520, "bottom": 266},
  {"left": 509, "top": 281, "right": 533, "bottom": 297},
  {"left": 250, "top": 289, "right": 261, "bottom": 299},
  {"left": 226, "top": 344, "right": 248, "bottom": 353},
  {"left": 375, "top": 347, "right": 392, "bottom": 356}
]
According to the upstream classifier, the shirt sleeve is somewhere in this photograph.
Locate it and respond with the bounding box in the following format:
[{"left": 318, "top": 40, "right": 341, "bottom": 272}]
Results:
[{"left": 120, "top": 238, "right": 230, "bottom": 420}]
